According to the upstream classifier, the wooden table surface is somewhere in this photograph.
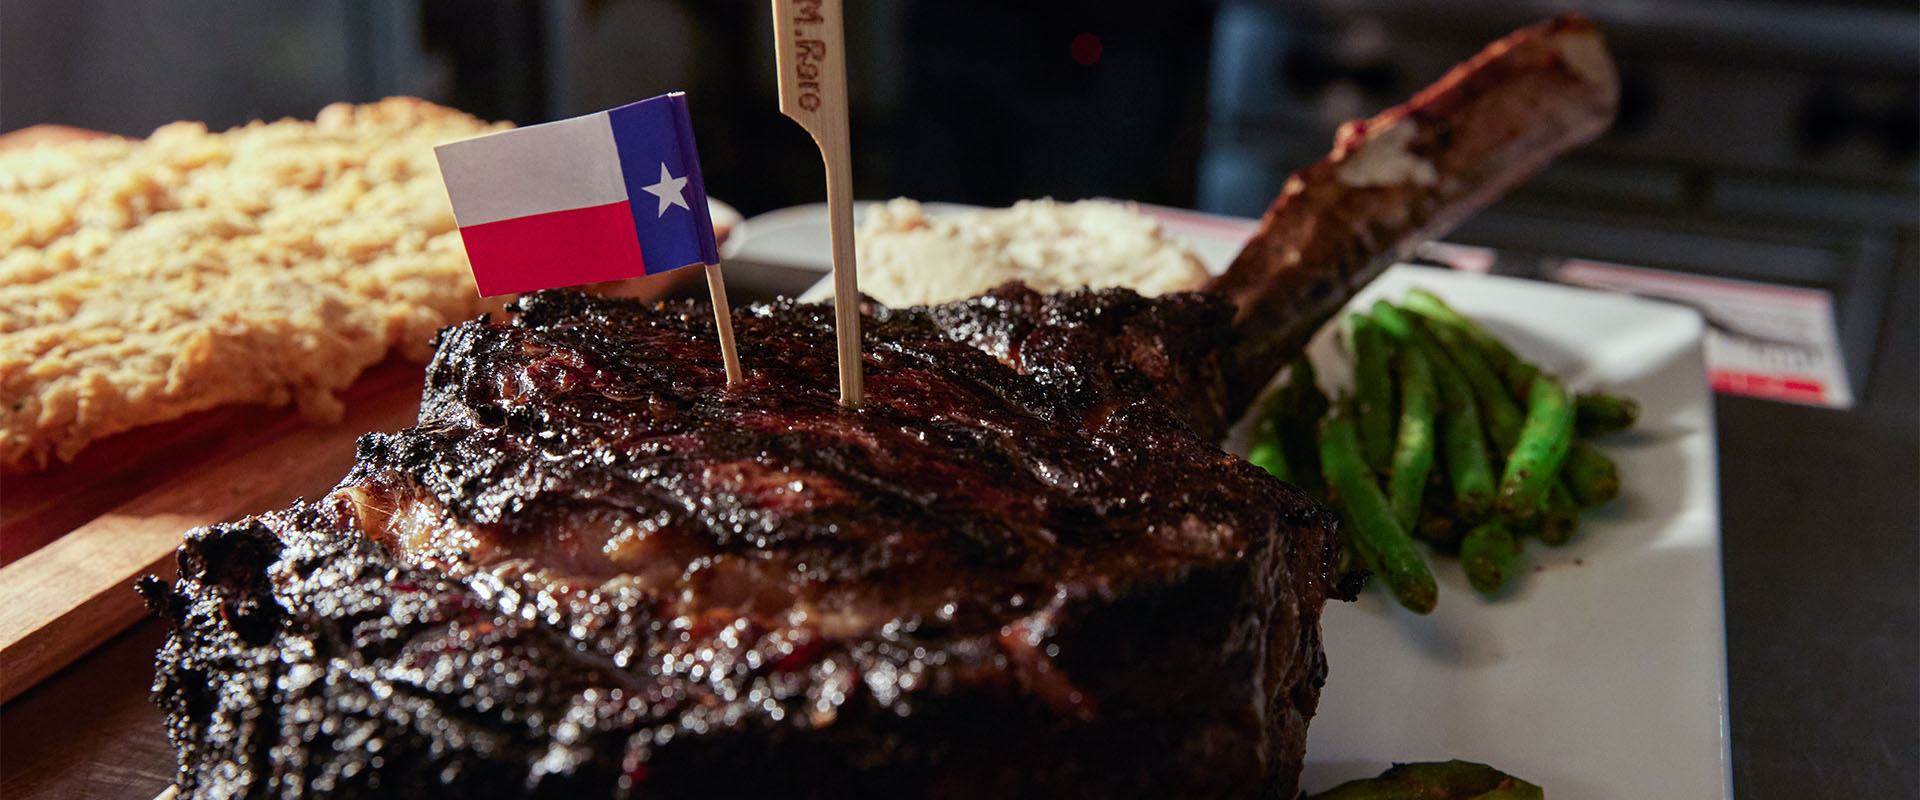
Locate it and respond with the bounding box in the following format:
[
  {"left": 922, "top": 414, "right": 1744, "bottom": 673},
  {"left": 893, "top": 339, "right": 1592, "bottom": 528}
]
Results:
[{"left": 2, "top": 619, "right": 173, "bottom": 798}]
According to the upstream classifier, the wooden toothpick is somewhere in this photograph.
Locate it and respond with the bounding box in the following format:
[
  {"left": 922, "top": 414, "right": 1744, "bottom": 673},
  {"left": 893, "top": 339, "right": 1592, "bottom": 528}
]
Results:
[
  {"left": 771, "top": 0, "right": 863, "bottom": 407},
  {"left": 704, "top": 262, "right": 743, "bottom": 388}
]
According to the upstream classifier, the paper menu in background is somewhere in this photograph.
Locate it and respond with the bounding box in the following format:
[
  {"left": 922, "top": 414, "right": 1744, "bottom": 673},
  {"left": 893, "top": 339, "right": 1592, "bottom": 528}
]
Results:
[{"left": 1552, "top": 259, "right": 1853, "bottom": 409}]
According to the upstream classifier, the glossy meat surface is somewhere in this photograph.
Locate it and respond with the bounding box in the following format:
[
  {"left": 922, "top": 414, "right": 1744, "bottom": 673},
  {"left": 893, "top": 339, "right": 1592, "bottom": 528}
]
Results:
[{"left": 145, "top": 286, "right": 1342, "bottom": 798}]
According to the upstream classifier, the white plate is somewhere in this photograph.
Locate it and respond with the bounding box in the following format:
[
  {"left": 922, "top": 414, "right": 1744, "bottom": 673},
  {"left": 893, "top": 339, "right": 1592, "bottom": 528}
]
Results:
[
  {"left": 734, "top": 202, "right": 1731, "bottom": 799},
  {"left": 707, "top": 197, "right": 747, "bottom": 260},
  {"left": 1287, "top": 266, "right": 1730, "bottom": 800},
  {"left": 730, "top": 200, "right": 985, "bottom": 275},
  {"left": 733, "top": 200, "right": 1257, "bottom": 303}
]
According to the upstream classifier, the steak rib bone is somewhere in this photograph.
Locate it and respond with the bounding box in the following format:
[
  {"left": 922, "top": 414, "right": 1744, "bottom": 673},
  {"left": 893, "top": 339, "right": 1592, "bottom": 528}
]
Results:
[{"left": 1210, "top": 12, "right": 1618, "bottom": 408}]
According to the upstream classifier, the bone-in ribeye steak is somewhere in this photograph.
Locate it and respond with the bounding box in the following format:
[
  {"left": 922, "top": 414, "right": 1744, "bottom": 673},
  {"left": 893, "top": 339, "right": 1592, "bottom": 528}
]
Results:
[
  {"left": 145, "top": 285, "right": 1341, "bottom": 798},
  {"left": 140, "top": 14, "right": 1617, "bottom": 799}
]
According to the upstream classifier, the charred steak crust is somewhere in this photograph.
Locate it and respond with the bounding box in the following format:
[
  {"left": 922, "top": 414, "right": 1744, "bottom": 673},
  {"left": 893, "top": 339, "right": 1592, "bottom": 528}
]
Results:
[{"left": 144, "top": 286, "right": 1341, "bottom": 798}]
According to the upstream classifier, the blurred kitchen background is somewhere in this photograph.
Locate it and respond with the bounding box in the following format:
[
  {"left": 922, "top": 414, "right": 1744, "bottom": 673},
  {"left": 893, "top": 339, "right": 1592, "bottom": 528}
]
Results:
[{"left": 2, "top": 0, "right": 1914, "bottom": 414}]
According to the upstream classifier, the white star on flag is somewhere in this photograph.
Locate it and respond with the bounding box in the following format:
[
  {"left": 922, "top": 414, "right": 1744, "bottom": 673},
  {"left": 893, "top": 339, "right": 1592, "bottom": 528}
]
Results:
[{"left": 640, "top": 162, "right": 691, "bottom": 217}]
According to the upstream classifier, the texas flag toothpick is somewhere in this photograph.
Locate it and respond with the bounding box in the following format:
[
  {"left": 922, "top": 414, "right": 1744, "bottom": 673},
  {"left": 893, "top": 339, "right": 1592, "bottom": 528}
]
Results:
[{"left": 435, "top": 92, "right": 742, "bottom": 386}]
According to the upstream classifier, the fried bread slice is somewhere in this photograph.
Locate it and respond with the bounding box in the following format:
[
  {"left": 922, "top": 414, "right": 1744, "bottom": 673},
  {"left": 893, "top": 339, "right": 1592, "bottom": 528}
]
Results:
[{"left": 0, "top": 98, "right": 505, "bottom": 470}]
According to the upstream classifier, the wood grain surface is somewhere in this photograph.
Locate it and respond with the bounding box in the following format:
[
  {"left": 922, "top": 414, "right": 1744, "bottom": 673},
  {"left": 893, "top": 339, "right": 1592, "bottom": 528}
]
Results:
[
  {"left": 0, "top": 618, "right": 175, "bottom": 799},
  {"left": 0, "top": 120, "right": 705, "bottom": 697},
  {"left": 0, "top": 117, "right": 713, "bottom": 795},
  {"left": 0, "top": 361, "right": 426, "bottom": 701}
]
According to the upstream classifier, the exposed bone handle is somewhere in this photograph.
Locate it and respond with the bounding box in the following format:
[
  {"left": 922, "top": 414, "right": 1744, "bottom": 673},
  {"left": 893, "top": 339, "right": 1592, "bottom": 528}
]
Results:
[{"left": 1209, "top": 13, "right": 1619, "bottom": 407}]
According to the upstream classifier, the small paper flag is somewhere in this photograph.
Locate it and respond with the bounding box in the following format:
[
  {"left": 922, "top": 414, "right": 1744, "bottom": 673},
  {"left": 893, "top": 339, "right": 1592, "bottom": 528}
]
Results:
[{"left": 434, "top": 92, "right": 718, "bottom": 296}]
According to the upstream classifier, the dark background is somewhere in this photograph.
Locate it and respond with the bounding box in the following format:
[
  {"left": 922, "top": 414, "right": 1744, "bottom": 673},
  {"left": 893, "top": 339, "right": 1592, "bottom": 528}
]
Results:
[{"left": 3, "top": 1, "right": 1916, "bottom": 797}]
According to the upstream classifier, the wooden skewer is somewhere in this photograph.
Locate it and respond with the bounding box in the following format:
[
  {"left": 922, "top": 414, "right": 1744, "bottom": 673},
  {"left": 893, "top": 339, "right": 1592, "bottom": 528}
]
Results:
[
  {"left": 704, "top": 262, "right": 743, "bottom": 387},
  {"left": 771, "top": 0, "right": 863, "bottom": 407}
]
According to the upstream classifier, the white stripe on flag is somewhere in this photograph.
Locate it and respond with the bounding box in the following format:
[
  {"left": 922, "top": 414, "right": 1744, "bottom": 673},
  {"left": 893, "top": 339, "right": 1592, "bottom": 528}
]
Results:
[{"left": 434, "top": 112, "right": 628, "bottom": 227}]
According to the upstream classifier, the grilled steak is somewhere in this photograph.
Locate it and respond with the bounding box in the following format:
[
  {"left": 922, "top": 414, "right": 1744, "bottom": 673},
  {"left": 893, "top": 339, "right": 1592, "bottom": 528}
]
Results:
[
  {"left": 146, "top": 285, "right": 1338, "bottom": 798},
  {"left": 141, "top": 14, "right": 1617, "bottom": 799}
]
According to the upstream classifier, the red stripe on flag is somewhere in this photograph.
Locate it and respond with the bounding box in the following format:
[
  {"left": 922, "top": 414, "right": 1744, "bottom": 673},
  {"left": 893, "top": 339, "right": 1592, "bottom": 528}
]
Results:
[{"left": 457, "top": 200, "right": 647, "bottom": 296}]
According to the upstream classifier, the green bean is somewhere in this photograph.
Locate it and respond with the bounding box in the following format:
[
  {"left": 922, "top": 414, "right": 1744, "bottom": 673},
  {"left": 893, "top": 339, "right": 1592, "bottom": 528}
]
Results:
[
  {"left": 1287, "top": 358, "right": 1330, "bottom": 421},
  {"left": 1374, "top": 301, "right": 1496, "bottom": 520},
  {"left": 1246, "top": 421, "right": 1292, "bottom": 483},
  {"left": 1502, "top": 358, "right": 1543, "bottom": 403},
  {"left": 1369, "top": 299, "right": 1418, "bottom": 341},
  {"left": 1417, "top": 311, "right": 1525, "bottom": 451},
  {"left": 1273, "top": 359, "right": 1329, "bottom": 499},
  {"left": 1576, "top": 391, "right": 1641, "bottom": 437},
  {"left": 1430, "top": 367, "right": 1497, "bottom": 522},
  {"left": 1539, "top": 480, "right": 1579, "bottom": 545},
  {"left": 1497, "top": 375, "right": 1575, "bottom": 518},
  {"left": 1405, "top": 287, "right": 1522, "bottom": 375},
  {"left": 1387, "top": 348, "right": 1437, "bottom": 530},
  {"left": 1349, "top": 314, "right": 1397, "bottom": 474},
  {"left": 1403, "top": 288, "right": 1629, "bottom": 509},
  {"left": 1407, "top": 290, "right": 1643, "bottom": 451},
  {"left": 1248, "top": 366, "right": 1303, "bottom": 484},
  {"left": 1319, "top": 413, "right": 1437, "bottom": 614},
  {"left": 1405, "top": 287, "right": 1549, "bottom": 408},
  {"left": 1461, "top": 519, "right": 1524, "bottom": 594},
  {"left": 1305, "top": 760, "right": 1545, "bottom": 800},
  {"left": 1565, "top": 438, "right": 1621, "bottom": 507}
]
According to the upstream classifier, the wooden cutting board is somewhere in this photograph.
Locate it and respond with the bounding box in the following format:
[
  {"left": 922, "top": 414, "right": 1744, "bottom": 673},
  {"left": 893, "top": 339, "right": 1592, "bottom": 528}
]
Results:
[
  {"left": 0, "top": 359, "right": 426, "bottom": 701},
  {"left": 0, "top": 123, "right": 710, "bottom": 704}
]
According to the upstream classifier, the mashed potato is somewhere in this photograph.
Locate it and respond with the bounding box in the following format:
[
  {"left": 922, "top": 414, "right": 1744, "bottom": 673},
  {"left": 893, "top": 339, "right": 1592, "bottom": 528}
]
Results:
[{"left": 854, "top": 198, "right": 1211, "bottom": 307}]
